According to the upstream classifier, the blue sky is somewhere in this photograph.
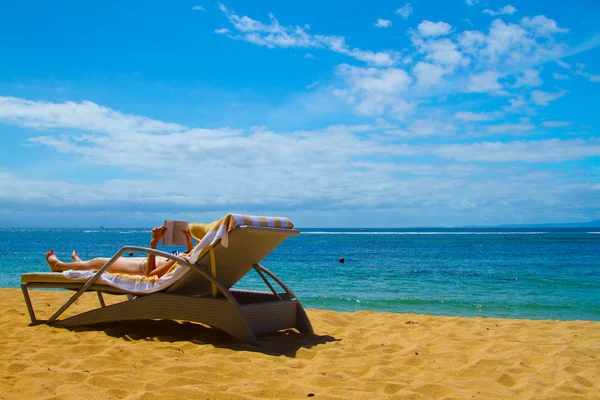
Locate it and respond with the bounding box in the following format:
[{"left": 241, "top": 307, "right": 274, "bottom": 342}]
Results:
[{"left": 1, "top": 0, "right": 599, "bottom": 227}]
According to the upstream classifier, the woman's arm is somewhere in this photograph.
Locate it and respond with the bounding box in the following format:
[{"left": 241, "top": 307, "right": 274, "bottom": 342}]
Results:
[
  {"left": 145, "top": 226, "right": 166, "bottom": 276},
  {"left": 148, "top": 258, "right": 178, "bottom": 277},
  {"left": 183, "top": 229, "right": 194, "bottom": 252}
]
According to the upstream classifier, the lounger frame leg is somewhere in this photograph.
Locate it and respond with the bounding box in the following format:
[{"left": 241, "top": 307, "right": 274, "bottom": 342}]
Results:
[
  {"left": 255, "top": 263, "right": 314, "bottom": 334},
  {"left": 21, "top": 284, "right": 37, "bottom": 324},
  {"left": 254, "top": 266, "right": 282, "bottom": 300},
  {"left": 97, "top": 292, "right": 106, "bottom": 308}
]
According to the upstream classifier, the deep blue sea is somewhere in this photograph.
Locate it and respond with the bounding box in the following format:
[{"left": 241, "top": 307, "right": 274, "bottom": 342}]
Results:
[{"left": 1, "top": 228, "right": 599, "bottom": 321}]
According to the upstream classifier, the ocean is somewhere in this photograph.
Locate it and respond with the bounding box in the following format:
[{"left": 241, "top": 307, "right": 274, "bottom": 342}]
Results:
[{"left": 1, "top": 228, "right": 599, "bottom": 321}]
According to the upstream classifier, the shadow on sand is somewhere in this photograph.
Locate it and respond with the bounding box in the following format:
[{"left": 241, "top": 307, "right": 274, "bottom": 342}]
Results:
[{"left": 69, "top": 319, "right": 339, "bottom": 357}]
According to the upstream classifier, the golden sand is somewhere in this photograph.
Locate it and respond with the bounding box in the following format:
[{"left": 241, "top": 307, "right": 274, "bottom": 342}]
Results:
[{"left": 1, "top": 288, "right": 598, "bottom": 399}]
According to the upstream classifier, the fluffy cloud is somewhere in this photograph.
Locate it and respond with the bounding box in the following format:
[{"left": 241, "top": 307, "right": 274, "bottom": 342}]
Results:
[
  {"left": 192, "top": 5, "right": 205, "bottom": 11},
  {"left": 417, "top": 21, "right": 453, "bottom": 37},
  {"left": 483, "top": 5, "right": 518, "bottom": 16},
  {"left": 6, "top": 97, "right": 598, "bottom": 166},
  {"left": 466, "top": 71, "right": 503, "bottom": 93},
  {"left": 413, "top": 62, "right": 447, "bottom": 87},
  {"left": 406, "top": 120, "right": 458, "bottom": 137},
  {"left": 514, "top": 69, "right": 542, "bottom": 87},
  {"left": 542, "top": 121, "right": 572, "bottom": 128},
  {"left": 521, "top": 15, "right": 569, "bottom": 37},
  {"left": 216, "top": 3, "right": 399, "bottom": 66},
  {"left": 431, "top": 138, "right": 600, "bottom": 162},
  {"left": 2, "top": 96, "right": 599, "bottom": 225},
  {"left": 552, "top": 72, "right": 570, "bottom": 80},
  {"left": 453, "top": 111, "right": 494, "bottom": 122},
  {"left": 374, "top": 19, "right": 392, "bottom": 28},
  {"left": 334, "top": 65, "right": 415, "bottom": 119},
  {"left": 0, "top": 96, "right": 185, "bottom": 135},
  {"left": 503, "top": 96, "right": 527, "bottom": 112},
  {"left": 216, "top": 3, "right": 585, "bottom": 125},
  {"left": 530, "top": 90, "right": 568, "bottom": 106},
  {"left": 329, "top": 11, "right": 579, "bottom": 119},
  {"left": 459, "top": 18, "right": 567, "bottom": 70},
  {"left": 575, "top": 64, "right": 600, "bottom": 82},
  {"left": 395, "top": 3, "right": 413, "bottom": 19},
  {"left": 422, "top": 38, "right": 469, "bottom": 68}
]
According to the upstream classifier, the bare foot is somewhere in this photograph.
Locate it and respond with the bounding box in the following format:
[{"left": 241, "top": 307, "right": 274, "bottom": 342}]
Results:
[
  {"left": 45, "top": 250, "right": 62, "bottom": 272},
  {"left": 71, "top": 250, "right": 81, "bottom": 262}
]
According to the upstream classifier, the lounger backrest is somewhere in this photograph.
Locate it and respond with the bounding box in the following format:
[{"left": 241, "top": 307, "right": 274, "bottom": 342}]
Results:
[{"left": 166, "top": 226, "right": 299, "bottom": 295}]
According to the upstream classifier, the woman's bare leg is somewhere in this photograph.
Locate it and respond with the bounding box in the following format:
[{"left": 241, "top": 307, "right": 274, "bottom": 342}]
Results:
[
  {"left": 45, "top": 250, "right": 145, "bottom": 275},
  {"left": 71, "top": 250, "right": 81, "bottom": 262}
]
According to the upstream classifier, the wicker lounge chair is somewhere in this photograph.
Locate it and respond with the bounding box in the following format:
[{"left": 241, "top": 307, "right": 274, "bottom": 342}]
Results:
[{"left": 20, "top": 225, "right": 313, "bottom": 344}]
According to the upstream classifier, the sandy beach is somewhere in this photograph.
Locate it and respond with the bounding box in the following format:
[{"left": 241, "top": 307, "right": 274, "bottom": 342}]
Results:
[{"left": 1, "top": 288, "right": 598, "bottom": 400}]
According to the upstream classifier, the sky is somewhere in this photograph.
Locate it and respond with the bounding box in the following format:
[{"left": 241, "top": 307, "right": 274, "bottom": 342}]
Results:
[{"left": 0, "top": 0, "right": 599, "bottom": 228}]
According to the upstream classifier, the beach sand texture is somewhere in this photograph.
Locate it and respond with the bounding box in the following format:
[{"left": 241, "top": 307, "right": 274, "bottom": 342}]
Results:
[{"left": 1, "top": 289, "right": 598, "bottom": 399}]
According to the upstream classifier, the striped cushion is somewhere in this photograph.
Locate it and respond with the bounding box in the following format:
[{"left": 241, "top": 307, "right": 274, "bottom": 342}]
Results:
[{"left": 188, "top": 214, "right": 294, "bottom": 264}]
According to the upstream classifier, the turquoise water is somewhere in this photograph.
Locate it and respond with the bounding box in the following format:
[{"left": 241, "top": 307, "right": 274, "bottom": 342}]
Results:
[{"left": 1, "top": 228, "right": 599, "bottom": 321}]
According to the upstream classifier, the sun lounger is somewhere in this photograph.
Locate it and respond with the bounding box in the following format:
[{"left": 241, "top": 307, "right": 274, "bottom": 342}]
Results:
[{"left": 20, "top": 219, "right": 313, "bottom": 345}]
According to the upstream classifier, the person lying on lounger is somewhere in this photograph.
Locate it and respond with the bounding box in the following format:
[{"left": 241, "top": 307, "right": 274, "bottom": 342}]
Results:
[{"left": 44, "top": 226, "right": 194, "bottom": 278}]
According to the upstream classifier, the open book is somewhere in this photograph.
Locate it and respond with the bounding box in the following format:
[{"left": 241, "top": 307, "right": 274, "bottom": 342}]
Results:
[{"left": 162, "top": 220, "right": 189, "bottom": 246}]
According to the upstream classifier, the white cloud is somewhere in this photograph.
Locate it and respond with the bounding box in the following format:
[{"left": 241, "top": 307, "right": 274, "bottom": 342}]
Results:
[
  {"left": 458, "top": 30, "right": 486, "bottom": 54},
  {"left": 347, "top": 49, "right": 399, "bottom": 66},
  {"left": 478, "top": 20, "right": 531, "bottom": 65},
  {"left": 407, "top": 120, "right": 458, "bottom": 137},
  {"left": 431, "top": 138, "right": 600, "bottom": 162},
  {"left": 3, "top": 96, "right": 600, "bottom": 227},
  {"left": 503, "top": 96, "right": 527, "bottom": 112},
  {"left": 0, "top": 96, "right": 185, "bottom": 135},
  {"left": 465, "top": 0, "right": 479, "bottom": 5},
  {"left": 530, "top": 89, "right": 568, "bottom": 105},
  {"left": 216, "top": 3, "right": 399, "bottom": 66},
  {"left": 374, "top": 19, "right": 392, "bottom": 28},
  {"left": 514, "top": 69, "right": 542, "bottom": 87},
  {"left": 423, "top": 38, "right": 469, "bottom": 68},
  {"left": 9, "top": 94, "right": 597, "bottom": 166},
  {"left": 552, "top": 72, "right": 570, "bottom": 80},
  {"left": 542, "top": 121, "right": 572, "bottom": 128},
  {"left": 215, "top": 28, "right": 230, "bottom": 34},
  {"left": 453, "top": 111, "right": 493, "bottom": 122},
  {"left": 385, "top": 120, "right": 458, "bottom": 137},
  {"left": 413, "top": 62, "right": 447, "bottom": 87},
  {"left": 214, "top": 4, "right": 595, "bottom": 136},
  {"left": 521, "top": 15, "right": 569, "bottom": 37},
  {"left": 395, "top": 3, "right": 413, "bottom": 19},
  {"left": 485, "top": 123, "right": 535, "bottom": 134},
  {"left": 192, "top": 5, "right": 205, "bottom": 11},
  {"left": 576, "top": 65, "right": 600, "bottom": 82},
  {"left": 1, "top": 98, "right": 419, "bottom": 213},
  {"left": 417, "top": 20, "right": 453, "bottom": 37},
  {"left": 578, "top": 71, "right": 600, "bottom": 82},
  {"left": 334, "top": 65, "right": 415, "bottom": 119},
  {"left": 466, "top": 71, "right": 503, "bottom": 93},
  {"left": 336, "top": 65, "right": 413, "bottom": 96},
  {"left": 483, "top": 5, "right": 518, "bottom": 16},
  {"left": 459, "top": 17, "right": 569, "bottom": 70},
  {"left": 556, "top": 60, "right": 571, "bottom": 69}
]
